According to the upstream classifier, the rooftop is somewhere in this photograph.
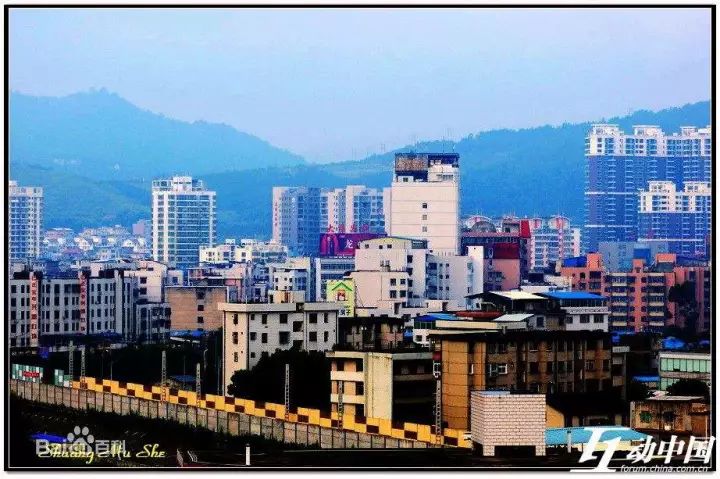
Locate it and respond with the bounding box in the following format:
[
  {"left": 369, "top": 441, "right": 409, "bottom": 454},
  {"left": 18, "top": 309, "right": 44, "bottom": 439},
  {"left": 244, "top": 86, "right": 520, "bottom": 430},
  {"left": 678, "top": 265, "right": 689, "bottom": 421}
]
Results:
[
  {"left": 546, "top": 427, "right": 647, "bottom": 446},
  {"left": 540, "top": 291, "right": 606, "bottom": 301},
  {"left": 488, "top": 291, "right": 546, "bottom": 301}
]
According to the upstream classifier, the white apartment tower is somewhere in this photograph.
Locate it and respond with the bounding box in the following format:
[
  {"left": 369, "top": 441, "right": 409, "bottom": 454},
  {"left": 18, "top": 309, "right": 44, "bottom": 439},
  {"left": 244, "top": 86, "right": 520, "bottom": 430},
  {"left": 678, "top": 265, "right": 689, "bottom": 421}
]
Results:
[
  {"left": 387, "top": 153, "right": 460, "bottom": 254},
  {"left": 152, "top": 176, "right": 216, "bottom": 269},
  {"left": 9, "top": 180, "right": 43, "bottom": 262}
]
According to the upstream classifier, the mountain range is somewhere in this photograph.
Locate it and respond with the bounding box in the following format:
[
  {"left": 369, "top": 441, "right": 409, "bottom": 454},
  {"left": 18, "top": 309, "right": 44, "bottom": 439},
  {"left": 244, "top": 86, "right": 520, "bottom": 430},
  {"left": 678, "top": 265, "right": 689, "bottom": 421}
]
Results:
[{"left": 9, "top": 90, "right": 711, "bottom": 239}]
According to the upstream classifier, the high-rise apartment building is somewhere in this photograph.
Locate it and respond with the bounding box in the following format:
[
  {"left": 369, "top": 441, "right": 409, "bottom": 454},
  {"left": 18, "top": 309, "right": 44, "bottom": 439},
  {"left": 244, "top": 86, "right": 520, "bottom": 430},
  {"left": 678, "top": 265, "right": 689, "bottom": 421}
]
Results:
[
  {"left": 9, "top": 180, "right": 43, "bottom": 262},
  {"left": 321, "top": 185, "right": 386, "bottom": 234},
  {"left": 152, "top": 176, "right": 216, "bottom": 269},
  {"left": 527, "top": 216, "right": 581, "bottom": 270},
  {"left": 272, "top": 187, "right": 322, "bottom": 256},
  {"left": 584, "top": 125, "right": 711, "bottom": 252},
  {"left": 273, "top": 185, "right": 385, "bottom": 257},
  {"left": 387, "top": 153, "right": 460, "bottom": 254},
  {"left": 637, "top": 181, "right": 711, "bottom": 258}
]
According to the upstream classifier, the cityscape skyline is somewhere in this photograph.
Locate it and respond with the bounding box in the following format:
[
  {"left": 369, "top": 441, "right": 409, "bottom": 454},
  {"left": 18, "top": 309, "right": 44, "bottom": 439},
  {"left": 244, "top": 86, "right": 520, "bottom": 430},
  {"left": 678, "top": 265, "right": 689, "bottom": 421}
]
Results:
[
  {"left": 6, "top": 5, "right": 714, "bottom": 471},
  {"left": 9, "top": 8, "right": 711, "bottom": 162}
]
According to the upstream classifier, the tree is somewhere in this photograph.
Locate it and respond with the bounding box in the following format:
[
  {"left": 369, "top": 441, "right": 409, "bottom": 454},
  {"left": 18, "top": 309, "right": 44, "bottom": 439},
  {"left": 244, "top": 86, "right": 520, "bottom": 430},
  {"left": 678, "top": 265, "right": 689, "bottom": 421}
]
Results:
[
  {"left": 667, "top": 379, "right": 709, "bottom": 401},
  {"left": 667, "top": 281, "right": 699, "bottom": 335},
  {"left": 227, "top": 349, "right": 331, "bottom": 410},
  {"left": 627, "top": 380, "right": 650, "bottom": 402}
]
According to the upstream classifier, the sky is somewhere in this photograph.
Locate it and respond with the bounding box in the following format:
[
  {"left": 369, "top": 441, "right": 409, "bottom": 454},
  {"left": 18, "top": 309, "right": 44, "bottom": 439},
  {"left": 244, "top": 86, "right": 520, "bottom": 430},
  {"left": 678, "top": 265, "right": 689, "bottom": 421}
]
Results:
[{"left": 9, "top": 7, "right": 712, "bottom": 162}]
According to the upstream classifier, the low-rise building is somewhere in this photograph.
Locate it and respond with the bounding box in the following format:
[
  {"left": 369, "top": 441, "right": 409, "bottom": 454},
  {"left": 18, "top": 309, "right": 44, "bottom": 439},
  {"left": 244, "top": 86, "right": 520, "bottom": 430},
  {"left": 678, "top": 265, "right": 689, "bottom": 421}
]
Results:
[
  {"left": 337, "top": 316, "right": 407, "bottom": 351},
  {"left": 220, "top": 291, "right": 341, "bottom": 394},
  {"left": 327, "top": 349, "right": 434, "bottom": 423},
  {"left": 167, "top": 285, "right": 228, "bottom": 332},
  {"left": 631, "top": 396, "right": 710, "bottom": 438},
  {"left": 431, "top": 329, "right": 621, "bottom": 430},
  {"left": 658, "top": 350, "right": 711, "bottom": 390},
  {"left": 470, "top": 391, "right": 546, "bottom": 457}
]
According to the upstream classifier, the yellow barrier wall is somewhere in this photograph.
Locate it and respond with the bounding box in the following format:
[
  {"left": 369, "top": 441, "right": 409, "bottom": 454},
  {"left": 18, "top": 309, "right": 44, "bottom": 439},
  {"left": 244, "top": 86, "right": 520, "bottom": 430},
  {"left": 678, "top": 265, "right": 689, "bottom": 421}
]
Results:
[{"left": 73, "top": 376, "right": 471, "bottom": 448}]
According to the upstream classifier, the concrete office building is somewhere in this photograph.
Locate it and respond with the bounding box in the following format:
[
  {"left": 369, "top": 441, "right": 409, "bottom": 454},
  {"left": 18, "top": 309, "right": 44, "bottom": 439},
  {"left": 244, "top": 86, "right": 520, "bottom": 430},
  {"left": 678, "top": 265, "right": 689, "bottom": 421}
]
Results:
[
  {"left": 220, "top": 291, "right": 341, "bottom": 394},
  {"left": 387, "top": 153, "right": 460, "bottom": 254},
  {"left": 9, "top": 180, "right": 43, "bottom": 262},
  {"left": 327, "top": 350, "right": 434, "bottom": 423},
  {"left": 167, "top": 285, "right": 228, "bottom": 332},
  {"left": 584, "top": 125, "right": 711, "bottom": 252},
  {"left": 152, "top": 176, "right": 216, "bottom": 269},
  {"left": 658, "top": 350, "right": 711, "bottom": 390},
  {"left": 598, "top": 241, "right": 669, "bottom": 272},
  {"left": 349, "top": 237, "right": 483, "bottom": 317},
  {"left": 314, "top": 256, "right": 356, "bottom": 301},
  {"left": 9, "top": 267, "right": 135, "bottom": 347},
  {"left": 431, "top": 329, "right": 618, "bottom": 430},
  {"left": 199, "top": 239, "right": 288, "bottom": 265},
  {"left": 637, "top": 181, "right": 711, "bottom": 258}
]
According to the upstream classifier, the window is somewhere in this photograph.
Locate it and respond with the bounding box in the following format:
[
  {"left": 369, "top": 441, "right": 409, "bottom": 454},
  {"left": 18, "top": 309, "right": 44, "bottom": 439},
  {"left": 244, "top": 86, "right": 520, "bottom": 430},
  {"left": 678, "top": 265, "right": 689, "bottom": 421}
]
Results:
[
  {"left": 546, "top": 361, "right": 554, "bottom": 373},
  {"left": 262, "top": 314, "right": 268, "bottom": 325},
  {"left": 580, "top": 314, "right": 590, "bottom": 324},
  {"left": 233, "top": 314, "right": 239, "bottom": 325},
  {"left": 356, "top": 382, "right": 364, "bottom": 395},
  {"left": 279, "top": 313, "right": 288, "bottom": 324},
  {"left": 197, "top": 304, "right": 205, "bottom": 312},
  {"left": 250, "top": 332, "right": 257, "bottom": 341},
  {"left": 421, "top": 226, "right": 427, "bottom": 233},
  {"left": 324, "top": 331, "right": 329, "bottom": 342},
  {"left": 421, "top": 202, "right": 428, "bottom": 209},
  {"left": 407, "top": 255, "right": 413, "bottom": 263},
  {"left": 309, "top": 313, "right": 317, "bottom": 323},
  {"left": 309, "top": 331, "right": 317, "bottom": 342},
  {"left": 233, "top": 352, "right": 239, "bottom": 363},
  {"left": 261, "top": 333, "right": 268, "bottom": 344},
  {"left": 536, "top": 316, "right": 545, "bottom": 328},
  {"left": 593, "top": 314, "right": 604, "bottom": 323},
  {"left": 279, "top": 332, "right": 290, "bottom": 344},
  {"left": 586, "top": 360, "right": 595, "bottom": 371},
  {"left": 196, "top": 291, "right": 205, "bottom": 300},
  {"left": 390, "top": 278, "right": 397, "bottom": 286},
  {"left": 232, "top": 332, "right": 239, "bottom": 344},
  {"left": 529, "top": 362, "right": 539, "bottom": 374},
  {"left": 197, "top": 316, "right": 204, "bottom": 324}
]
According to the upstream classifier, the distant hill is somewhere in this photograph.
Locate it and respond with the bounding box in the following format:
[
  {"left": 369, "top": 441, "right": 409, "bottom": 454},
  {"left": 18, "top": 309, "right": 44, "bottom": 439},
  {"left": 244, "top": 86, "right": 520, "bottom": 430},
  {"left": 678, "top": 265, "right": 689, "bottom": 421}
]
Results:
[
  {"left": 9, "top": 89, "right": 305, "bottom": 179},
  {"left": 10, "top": 97, "right": 710, "bottom": 239}
]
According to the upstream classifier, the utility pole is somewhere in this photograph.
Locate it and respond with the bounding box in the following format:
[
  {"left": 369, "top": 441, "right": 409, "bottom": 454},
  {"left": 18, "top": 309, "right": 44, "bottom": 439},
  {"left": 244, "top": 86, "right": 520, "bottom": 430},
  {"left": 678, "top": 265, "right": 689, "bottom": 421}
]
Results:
[
  {"left": 284, "top": 363, "right": 290, "bottom": 420},
  {"left": 337, "top": 380, "right": 344, "bottom": 429},
  {"left": 434, "top": 377, "right": 442, "bottom": 446},
  {"left": 161, "top": 350, "right": 168, "bottom": 401},
  {"left": 196, "top": 363, "right": 201, "bottom": 398},
  {"left": 432, "top": 348, "right": 443, "bottom": 447},
  {"left": 68, "top": 341, "right": 75, "bottom": 379}
]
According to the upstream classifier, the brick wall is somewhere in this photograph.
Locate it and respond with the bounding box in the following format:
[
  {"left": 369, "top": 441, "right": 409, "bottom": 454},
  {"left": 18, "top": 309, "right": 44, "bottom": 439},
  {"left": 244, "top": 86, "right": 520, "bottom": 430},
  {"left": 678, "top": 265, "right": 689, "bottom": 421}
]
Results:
[{"left": 470, "top": 391, "right": 546, "bottom": 456}]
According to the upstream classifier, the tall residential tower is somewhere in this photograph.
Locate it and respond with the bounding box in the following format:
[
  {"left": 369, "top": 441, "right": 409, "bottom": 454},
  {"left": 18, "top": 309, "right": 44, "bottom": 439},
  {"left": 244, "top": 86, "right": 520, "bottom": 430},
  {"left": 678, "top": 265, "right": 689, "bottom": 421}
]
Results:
[
  {"left": 152, "top": 176, "right": 216, "bottom": 269},
  {"left": 9, "top": 180, "right": 43, "bottom": 262},
  {"left": 584, "top": 125, "right": 711, "bottom": 253}
]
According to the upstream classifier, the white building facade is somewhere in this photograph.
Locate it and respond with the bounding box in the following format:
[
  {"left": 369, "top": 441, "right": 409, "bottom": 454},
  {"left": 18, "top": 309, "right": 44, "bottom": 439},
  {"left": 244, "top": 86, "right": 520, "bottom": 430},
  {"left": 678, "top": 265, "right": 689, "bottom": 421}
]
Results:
[
  {"left": 387, "top": 153, "right": 460, "bottom": 254},
  {"left": 152, "top": 176, "right": 216, "bottom": 269}
]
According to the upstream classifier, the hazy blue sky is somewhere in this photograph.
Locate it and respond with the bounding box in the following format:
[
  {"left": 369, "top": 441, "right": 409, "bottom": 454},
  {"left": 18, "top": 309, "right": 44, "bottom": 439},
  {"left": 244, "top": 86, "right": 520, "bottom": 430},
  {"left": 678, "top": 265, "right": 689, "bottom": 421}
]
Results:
[{"left": 10, "top": 7, "right": 711, "bottom": 162}]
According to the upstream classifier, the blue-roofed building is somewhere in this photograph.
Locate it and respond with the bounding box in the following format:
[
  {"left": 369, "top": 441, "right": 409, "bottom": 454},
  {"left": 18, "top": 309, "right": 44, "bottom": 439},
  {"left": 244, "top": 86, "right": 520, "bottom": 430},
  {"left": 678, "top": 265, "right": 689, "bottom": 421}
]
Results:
[
  {"left": 546, "top": 427, "right": 648, "bottom": 451},
  {"left": 538, "top": 292, "right": 609, "bottom": 332}
]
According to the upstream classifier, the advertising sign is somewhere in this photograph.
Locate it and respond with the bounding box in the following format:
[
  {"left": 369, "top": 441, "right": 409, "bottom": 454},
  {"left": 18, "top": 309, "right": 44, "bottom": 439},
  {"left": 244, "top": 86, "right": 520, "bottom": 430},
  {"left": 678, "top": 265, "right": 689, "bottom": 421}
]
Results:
[
  {"left": 78, "top": 271, "right": 87, "bottom": 334},
  {"left": 327, "top": 279, "right": 355, "bottom": 317},
  {"left": 12, "top": 364, "right": 44, "bottom": 383},
  {"left": 29, "top": 273, "right": 39, "bottom": 347},
  {"left": 318, "top": 232, "right": 383, "bottom": 257}
]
